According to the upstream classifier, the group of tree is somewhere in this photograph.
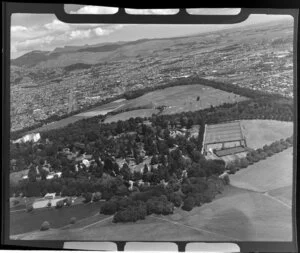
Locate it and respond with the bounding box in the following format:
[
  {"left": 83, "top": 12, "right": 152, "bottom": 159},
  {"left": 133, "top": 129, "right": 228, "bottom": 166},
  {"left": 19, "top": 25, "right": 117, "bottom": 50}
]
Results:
[{"left": 226, "top": 135, "right": 293, "bottom": 173}]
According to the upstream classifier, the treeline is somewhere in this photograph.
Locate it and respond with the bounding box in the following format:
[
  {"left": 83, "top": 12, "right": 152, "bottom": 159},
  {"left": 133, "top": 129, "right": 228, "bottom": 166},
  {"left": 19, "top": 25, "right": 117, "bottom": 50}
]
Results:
[
  {"left": 11, "top": 74, "right": 291, "bottom": 140},
  {"left": 227, "top": 135, "right": 294, "bottom": 174},
  {"left": 101, "top": 174, "right": 226, "bottom": 223}
]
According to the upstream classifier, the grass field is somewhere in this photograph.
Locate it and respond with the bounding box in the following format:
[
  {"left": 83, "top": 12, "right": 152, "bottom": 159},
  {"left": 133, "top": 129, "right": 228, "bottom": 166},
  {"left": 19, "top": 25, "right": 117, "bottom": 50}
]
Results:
[
  {"left": 10, "top": 201, "right": 104, "bottom": 235},
  {"left": 103, "top": 84, "right": 246, "bottom": 123},
  {"left": 240, "top": 120, "right": 293, "bottom": 149},
  {"left": 27, "top": 99, "right": 127, "bottom": 133},
  {"left": 119, "top": 84, "right": 247, "bottom": 115}
]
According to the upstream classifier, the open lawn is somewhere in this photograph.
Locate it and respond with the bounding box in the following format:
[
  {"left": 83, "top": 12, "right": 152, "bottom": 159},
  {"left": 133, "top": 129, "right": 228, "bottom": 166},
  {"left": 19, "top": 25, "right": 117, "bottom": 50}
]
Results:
[
  {"left": 26, "top": 99, "right": 127, "bottom": 133},
  {"left": 118, "top": 84, "right": 247, "bottom": 115},
  {"left": 10, "top": 201, "right": 104, "bottom": 235},
  {"left": 240, "top": 120, "right": 293, "bottom": 149},
  {"left": 103, "top": 84, "right": 247, "bottom": 123}
]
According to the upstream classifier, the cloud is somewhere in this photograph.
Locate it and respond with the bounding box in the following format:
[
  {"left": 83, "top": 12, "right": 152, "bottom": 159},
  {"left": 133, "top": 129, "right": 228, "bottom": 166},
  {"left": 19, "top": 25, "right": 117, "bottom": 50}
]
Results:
[
  {"left": 93, "top": 27, "right": 107, "bottom": 36},
  {"left": 44, "top": 19, "right": 70, "bottom": 31},
  {"left": 69, "top": 29, "right": 92, "bottom": 39},
  {"left": 70, "top": 5, "right": 118, "bottom": 15},
  {"left": 11, "top": 26, "right": 28, "bottom": 32},
  {"left": 11, "top": 15, "right": 128, "bottom": 58}
]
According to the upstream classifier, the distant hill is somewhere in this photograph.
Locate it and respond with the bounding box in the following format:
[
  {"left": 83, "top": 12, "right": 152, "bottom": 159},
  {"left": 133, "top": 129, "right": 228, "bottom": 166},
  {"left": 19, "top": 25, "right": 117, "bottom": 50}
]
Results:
[
  {"left": 10, "top": 18, "right": 292, "bottom": 69},
  {"left": 10, "top": 39, "right": 154, "bottom": 68},
  {"left": 11, "top": 50, "right": 51, "bottom": 67}
]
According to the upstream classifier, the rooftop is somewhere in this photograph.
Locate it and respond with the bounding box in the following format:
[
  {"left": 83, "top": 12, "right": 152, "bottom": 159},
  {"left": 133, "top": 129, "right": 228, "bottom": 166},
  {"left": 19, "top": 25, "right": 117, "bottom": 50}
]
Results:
[{"left": 204, "top": 121, "right": 244, "bottom": 144}]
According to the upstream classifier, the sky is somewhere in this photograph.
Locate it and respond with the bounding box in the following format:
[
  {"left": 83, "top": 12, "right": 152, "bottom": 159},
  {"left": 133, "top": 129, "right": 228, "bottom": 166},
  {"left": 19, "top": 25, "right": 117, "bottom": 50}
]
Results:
[{"left": 10, "top": 6, "right": 293, "bottom": 59}]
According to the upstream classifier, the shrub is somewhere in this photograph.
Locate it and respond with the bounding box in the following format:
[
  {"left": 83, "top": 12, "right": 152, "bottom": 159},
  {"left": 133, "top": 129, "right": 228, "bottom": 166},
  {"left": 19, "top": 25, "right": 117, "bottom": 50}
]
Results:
[
  {"left": 146, "top": 196, "right": 174, "bottom": 215},
  {"left": 12, "top": 199, "right": 20, "bottom": 206},
  {"left": 252, "top": 154, "right": 260, "bottom": 163},
  {"left": 56, "top": 200, "right": 64, "bottom": 209},
  {"left": 226, "top": 162, "right": 237, "bottom": 174},
  {"left": 100, "top": 201, "right": 118, "bottom": 215},
  {"left": 202, "top": 192, "right": 213, "bottom": 203},
  {"left": 286, "top": 136, "right": 293, "bottom": 145},
  {"left": 131, "top": 191, "right": 154, "bottom": 202},
  {"left": 181, "top": 184, "right": 192, "bottom": 195},
  {"left": 182, "top": 196, "right": 195, "bottom": 211},
  {"left": 239, "top": 158, "right": 249, "bottom": 169},
  {"left": 280, "top": 141, "right": 288, "bottom": 149},
  {"left": 117, "top": 197, "right": 134, "bottom": 210},
  {"left": 222, "top": 174, "right": 230, "bottom": 185},
  {"left": 168, "top": 192, "right": 182, "bottom": 207},
  {"left": 113, "top": 201, "right": 147, "bottom": 223},
  {"left": 260, "top": 152, "right": 267, "bottom": 159},
  {"left": 102, "top": 190, "right": 114, "bottom": 201},
  {"left": 65, "top": 198, "right": 72, "bottom": 206},
  {"left": 83, "top": 192, "right": 93, "bottom": 203},
  {"left": 256, "top": 148, "right": 263, "bottom": 153},
  {"left": 277, "top": 144, "right": 284, "bottom": 152},
  {"left": 263, "top": 145, "right": 269, "bottom": 151},
  {"left": 40, "top": 221, "right": 50, "bottom": 231},
  {"left": 26, "top": 205, "right": 33, "bottom": 212},
  {"left": 116, "top": 184, "right": 129, "bottom": 196},
  {"left": 266, "top": 149, "right": 274, "bottom": 157},
  {"left": 93, "top": 192, "right": 102, "bottom": 202},
  {"left": 70, "top": 217, "right": 77, "bottom": 224},
  {"left": 191, "top": 194, "right": 203, "bottom": 207}
]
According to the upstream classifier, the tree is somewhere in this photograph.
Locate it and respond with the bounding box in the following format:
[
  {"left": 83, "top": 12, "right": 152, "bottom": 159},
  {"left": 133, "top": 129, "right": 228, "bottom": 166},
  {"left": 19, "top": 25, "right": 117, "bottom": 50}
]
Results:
[
  {"left": 116, "top": 184, "right": 129, "bottom": 196},
  {"left": 191, "top": 150, "right": 202, "bottom": 163},
  {"left": 150, "top": 155, "right": 158, "bottom": 165},
  {"left": 239, "top": 158, "right": 249, "bottom": 169},
  {"left": 100, "top": 201, "right": 118, "bottom": 215},
  {"left": 120, "top": 163, "right": 131, "bottom": 180},
  {"left": 26, "top": 205, "right": 34, "bottom": 212},
  {"left": 182, "top": 196, "right": 195, "bottom": 211},
  {"left": 169, "top": 192, "right": 182, "bottom": 207},
  {"left": 143, "top": 164, "right": 149, "bottom": 174},
  {"left": 40, "top": 221, "right": 50, "bottom": 231},
  {"left": 93, "top": 192, "right": 102, "bottom": 202},
  {"left": 56, "top": 200, "right": 64, "bottom": 208},
  {"left": 70, "top": 217, "right": 77, "bottom": 224}
]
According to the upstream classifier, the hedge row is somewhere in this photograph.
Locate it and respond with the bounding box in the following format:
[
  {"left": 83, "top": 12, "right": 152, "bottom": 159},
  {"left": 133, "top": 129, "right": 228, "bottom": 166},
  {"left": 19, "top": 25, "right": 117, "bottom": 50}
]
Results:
[{"left": 227, "top": 135, "right": 293, "bottom": 173}]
